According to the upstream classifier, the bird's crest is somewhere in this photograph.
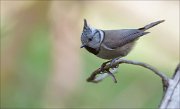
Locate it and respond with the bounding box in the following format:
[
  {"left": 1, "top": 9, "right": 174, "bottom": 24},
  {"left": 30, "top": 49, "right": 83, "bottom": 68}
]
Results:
[
  {"left": 83, "top": 19, "right": 92, "bottom": 36},
  {"left": 81, "top": 19, "right": 93, "bottom": 44}
]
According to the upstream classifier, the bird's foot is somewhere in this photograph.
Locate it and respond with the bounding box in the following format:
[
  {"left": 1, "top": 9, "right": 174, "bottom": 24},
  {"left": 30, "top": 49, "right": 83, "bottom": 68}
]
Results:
[
  {"left": 110, "top": 57, "right": 119, "bottom": 67},
  {"left": 100, "top": 60, "right": 111, "bottom": 71},
  {"left": 99, "top": 59, "right": 119, "bottom": 83},
  {"left": 100, "top": 58, "right": 119, "bottom": 71}
]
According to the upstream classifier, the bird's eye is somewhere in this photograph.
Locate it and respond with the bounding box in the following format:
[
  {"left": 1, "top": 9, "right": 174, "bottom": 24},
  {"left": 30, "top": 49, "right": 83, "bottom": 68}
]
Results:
[{"left": 88, "top": 38, "right": 92, "bottom": 41}]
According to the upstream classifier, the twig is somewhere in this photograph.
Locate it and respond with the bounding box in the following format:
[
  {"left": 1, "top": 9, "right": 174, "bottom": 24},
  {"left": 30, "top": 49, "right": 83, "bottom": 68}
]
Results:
[{"left": 87, "top": 58, "right": 169, "bottom": 90}]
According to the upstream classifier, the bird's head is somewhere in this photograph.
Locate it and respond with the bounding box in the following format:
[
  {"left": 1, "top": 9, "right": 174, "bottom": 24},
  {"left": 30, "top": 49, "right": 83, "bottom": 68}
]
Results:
[{"left": 81, "top": 19, "right": 103, "bottom": 49}]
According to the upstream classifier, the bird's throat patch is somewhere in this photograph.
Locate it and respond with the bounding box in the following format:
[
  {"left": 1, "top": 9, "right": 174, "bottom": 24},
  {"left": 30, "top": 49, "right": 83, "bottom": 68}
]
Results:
[{"left": 84, "top": 46, "right": 99, "bottom": 55}]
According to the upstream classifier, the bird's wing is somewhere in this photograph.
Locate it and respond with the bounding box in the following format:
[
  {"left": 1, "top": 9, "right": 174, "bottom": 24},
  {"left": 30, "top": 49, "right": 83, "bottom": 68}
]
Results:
[{"left": 102, "top": 29, "right": 149, "bottom": 49}]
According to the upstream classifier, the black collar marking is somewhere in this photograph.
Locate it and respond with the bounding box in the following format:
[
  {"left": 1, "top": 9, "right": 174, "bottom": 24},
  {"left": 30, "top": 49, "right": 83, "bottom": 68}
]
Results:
[{"left": 84, "top": 46, "right": 99, "bottom": 55}]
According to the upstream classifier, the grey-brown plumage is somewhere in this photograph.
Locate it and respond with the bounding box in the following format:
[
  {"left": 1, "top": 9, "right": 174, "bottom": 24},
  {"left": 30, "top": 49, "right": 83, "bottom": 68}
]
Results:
[
  {"left": 97, "top": 29, "right": 149, "bottom": 59},
  {"left": 81, "top": 19, "right": 165, "bottom": 60}
]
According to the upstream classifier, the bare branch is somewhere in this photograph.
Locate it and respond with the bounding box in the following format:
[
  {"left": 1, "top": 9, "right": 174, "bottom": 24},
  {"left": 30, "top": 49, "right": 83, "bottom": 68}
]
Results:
[
  {"left": 87, "top": 58, "right": 169, "bottom": 90},
  {"left": 86, "top": 59, "right": 180, "bottom": 108}
]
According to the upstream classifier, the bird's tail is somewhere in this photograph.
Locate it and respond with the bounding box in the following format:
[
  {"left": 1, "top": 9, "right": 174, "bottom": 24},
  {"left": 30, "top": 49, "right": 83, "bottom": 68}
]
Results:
[{"left": 138, "top": 20, "right": 165, "bottom": 31}]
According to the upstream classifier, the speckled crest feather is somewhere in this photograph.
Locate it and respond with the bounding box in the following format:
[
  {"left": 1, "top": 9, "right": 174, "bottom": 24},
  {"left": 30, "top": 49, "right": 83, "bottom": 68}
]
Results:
[{"left": 81, "top": 19, "right": 91, "bottom": 44}]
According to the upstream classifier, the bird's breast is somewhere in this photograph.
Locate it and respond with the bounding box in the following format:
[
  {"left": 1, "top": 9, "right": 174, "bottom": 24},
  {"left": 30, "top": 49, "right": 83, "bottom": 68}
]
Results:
[{"left": 97, "top": 42, "right": 135, "bottom": 60}]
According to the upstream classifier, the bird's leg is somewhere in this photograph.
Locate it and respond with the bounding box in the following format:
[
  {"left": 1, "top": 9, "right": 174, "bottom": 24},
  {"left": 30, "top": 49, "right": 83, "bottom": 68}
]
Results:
[{"left": 110, "top": 57, "right": 120, "bottom": 67}]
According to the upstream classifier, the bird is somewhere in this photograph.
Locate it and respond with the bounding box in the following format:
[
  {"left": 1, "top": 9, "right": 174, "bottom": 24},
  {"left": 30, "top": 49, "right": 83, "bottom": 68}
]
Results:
[{"left": 81, "top": 19, "right": 165, "bottom": 68}]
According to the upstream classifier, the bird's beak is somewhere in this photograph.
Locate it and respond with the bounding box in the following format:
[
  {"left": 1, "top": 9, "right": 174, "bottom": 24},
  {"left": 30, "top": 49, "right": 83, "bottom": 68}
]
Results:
[{"left": 80, "top": 44, "right": 86, "bottom": 48}]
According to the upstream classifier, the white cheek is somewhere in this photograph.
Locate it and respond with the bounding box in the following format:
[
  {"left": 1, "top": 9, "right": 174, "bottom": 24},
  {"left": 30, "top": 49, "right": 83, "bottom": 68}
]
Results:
[{"left": 94, "top": 35, "right": 100, "bottom": 42}]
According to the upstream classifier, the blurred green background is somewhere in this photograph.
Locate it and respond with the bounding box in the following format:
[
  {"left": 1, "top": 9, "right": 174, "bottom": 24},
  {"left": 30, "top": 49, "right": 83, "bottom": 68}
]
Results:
[{"left": 1, "top": 1, "right": 179, "bottom": 108}]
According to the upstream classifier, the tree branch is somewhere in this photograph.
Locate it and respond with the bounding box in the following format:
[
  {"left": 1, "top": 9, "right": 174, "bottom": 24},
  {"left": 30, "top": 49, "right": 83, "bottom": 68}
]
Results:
[
  {"left": 87, "top": 58, "right": 169, "bottom": 90},
  {"left": 86, "top": 59, "right": 180, "bottom": 108},
  {"left": 159, "top": 64, "right": 180, "bottom": 108}
]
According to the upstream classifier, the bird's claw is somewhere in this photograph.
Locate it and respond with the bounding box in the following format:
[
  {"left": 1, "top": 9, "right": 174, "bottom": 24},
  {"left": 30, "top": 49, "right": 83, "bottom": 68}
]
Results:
[
  {"left": 110, "top": 58, "right": 119, "bottom": 67},
  {"left": 100, "top": 58, "right": 119, "bottom": 71},
  {"left": 106, "top": 69, "right": 117, "bottom": 83},
  {"left": 99, "top": 58, "right": 120, "bottom": 83},
  {"left": 99, "top": 60, "right": 118, "bottom": 83},
  {"left": 100, "top": 60, "right": 111, "bottom": 71}
]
